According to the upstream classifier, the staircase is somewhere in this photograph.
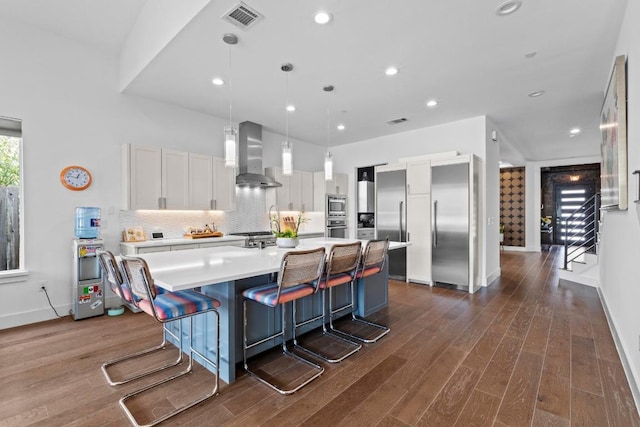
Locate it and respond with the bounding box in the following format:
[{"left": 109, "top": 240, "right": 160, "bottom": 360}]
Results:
[{"left": 559, "top": 193, "right": 600, "bottom": 287}]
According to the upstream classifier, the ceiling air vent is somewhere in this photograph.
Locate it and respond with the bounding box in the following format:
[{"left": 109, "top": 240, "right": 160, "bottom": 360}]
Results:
[
  {"left": 387, "top": 117, "right": 408, "bottom": 125},
  {"left": 222, "top": 2, "right": 264, "bottom": 30}
]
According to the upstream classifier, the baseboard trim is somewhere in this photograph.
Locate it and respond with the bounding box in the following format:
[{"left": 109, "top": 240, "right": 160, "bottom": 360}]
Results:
[
  {"left": 0, "top": 295, "right": 122, "bottom": 330},
  {"left": 486, "top": 267, "right": 501, "bottom": 286},
  {"left": 597, "top": 287, "right": 640, "bottom": 416},
  {"left": 502, "top": 246, "right": 530, "bottom": 252}
]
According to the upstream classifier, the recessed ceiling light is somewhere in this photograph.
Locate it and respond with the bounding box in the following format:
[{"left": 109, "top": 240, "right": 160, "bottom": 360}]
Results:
[
  {"left": 496, "top": 0, "right": 522, "bottom": 16},
  {"left": 385, "top": 67, "right": 398, "bottom": 76},
  {"left": 426, "top": 99, "right": 438, "bottom": 108},
  {"left": 528, "top": 90, "right": 545, "bottom": 97},
  {"left": 314, "top": 11, "right": 332, "bottom": 24},
  {"left": 211, "top": 77, "right": 224, "bottom": 86},
  {"left": 286, "top": 105, "right": 295, "bottom": 112},
  {"left": 337, "top": 124, "right": 345, "bottom": 131},
  {"left": 570, "top": 127, "right": 581, "bottom": 135}
]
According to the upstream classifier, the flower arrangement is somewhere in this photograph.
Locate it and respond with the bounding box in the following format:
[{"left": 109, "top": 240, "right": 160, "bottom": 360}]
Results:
[{"left": 269, "top": 206, "right": 309, "bottom": 238}]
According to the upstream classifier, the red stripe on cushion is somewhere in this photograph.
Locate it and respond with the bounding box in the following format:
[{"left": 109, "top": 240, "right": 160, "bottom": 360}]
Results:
[{"left": 356, "top": 266, "right": 381, "bottom": 279}]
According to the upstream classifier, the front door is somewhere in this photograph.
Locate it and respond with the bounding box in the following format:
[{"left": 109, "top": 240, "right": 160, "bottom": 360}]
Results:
[{"left": 553, "top": 183, "right": 596, "bottom": 246}]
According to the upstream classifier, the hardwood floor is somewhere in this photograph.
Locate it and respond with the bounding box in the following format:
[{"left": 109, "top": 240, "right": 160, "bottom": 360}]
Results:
[{"left": 1, "top": 247, "right": 638, "bottom": 426}]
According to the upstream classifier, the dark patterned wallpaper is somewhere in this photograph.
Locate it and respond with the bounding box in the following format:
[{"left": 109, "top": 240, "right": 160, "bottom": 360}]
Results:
[{"left": 500, "top": 167, "right": 526, "bottom": 247}]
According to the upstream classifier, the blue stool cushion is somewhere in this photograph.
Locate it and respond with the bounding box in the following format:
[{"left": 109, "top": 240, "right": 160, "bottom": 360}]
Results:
[
  {"left": 243, "top": 282, "right": 315, "bottom": 307},
  {"left": 139, "top": 290, "right": 220, "bottom": 321}
]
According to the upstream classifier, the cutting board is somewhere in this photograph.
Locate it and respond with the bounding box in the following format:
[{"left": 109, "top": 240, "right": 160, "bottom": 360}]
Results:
[{"left": 183, "top": 231, "right": 224, "bottom": 239}]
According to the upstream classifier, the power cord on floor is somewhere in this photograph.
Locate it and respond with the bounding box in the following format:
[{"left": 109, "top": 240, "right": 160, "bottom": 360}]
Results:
[{"left": 41, "top": 286, "right": 64, "bottom": 318}]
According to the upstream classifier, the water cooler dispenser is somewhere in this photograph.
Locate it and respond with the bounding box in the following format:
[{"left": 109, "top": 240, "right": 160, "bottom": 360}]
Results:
[{"left": 72, "top": 207, "right": 104, "bottom": 320}]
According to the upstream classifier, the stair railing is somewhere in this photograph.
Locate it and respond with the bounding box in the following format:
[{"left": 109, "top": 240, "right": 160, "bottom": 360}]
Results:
[{"left": 563, "top": 193, "right": 600, "bottom": 270}]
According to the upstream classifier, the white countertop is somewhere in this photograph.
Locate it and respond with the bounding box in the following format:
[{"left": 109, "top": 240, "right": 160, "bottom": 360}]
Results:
[
  {"left": 120, "top": 235, "right": 247, "bottom": 248},
  {"left": 134, "top": 237, "right": 408, "bottom": 292}
]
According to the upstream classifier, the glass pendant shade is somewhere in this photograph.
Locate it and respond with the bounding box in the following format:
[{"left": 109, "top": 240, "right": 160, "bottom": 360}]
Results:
[
  {"left": 224, "top": 126, "right": 237, "bottom": 167},
  {"left": 324, "top": 151, "right": 333, "bottom": 181},
  {"left": 282, "top": 140, "right": 293, "bottom": 176}
]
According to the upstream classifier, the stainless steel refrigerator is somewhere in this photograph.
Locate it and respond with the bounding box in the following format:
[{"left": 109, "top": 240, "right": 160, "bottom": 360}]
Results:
[
  {"left": 375, "top": 166, "right": 406, "bottom": 280},
  {"left": 431, "top": 162, "right": 469, "bottom": 289}
]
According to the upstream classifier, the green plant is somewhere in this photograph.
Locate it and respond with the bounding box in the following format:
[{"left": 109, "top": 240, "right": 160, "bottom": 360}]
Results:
[
  {"left": 269, "top": 206, "right": 309, "bottom": 238},
  {"left": 499, "top": 223, "right": 505, "bottom": 234}
]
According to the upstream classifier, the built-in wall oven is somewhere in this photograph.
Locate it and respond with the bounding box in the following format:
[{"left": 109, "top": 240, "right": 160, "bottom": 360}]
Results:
[
  {"left": 326, "top": 217, "right": 347, "bottom": 238},
  {"left": 326, "top": 194, "right": 348, "bottom": 238},
  {"left": 326, "top": 194, "right": 347, "bottom": 218}
]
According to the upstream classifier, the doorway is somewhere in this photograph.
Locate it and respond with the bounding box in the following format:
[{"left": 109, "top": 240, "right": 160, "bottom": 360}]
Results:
[{"left": 553, "top": 183, "right": 596, "bottom": 245}]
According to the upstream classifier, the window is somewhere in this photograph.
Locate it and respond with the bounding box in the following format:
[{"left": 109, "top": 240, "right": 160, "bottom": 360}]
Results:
[{"left": 0, "top": 117, "right": 22, "bottom": 273}]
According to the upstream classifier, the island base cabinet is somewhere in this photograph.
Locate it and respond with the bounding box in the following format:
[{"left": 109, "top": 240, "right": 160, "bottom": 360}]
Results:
[{"left": 163, "top": 261, "right": 390, "bottom": 385}]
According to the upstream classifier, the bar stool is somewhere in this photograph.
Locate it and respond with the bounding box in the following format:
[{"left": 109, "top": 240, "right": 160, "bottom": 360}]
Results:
[
  {"left": 96, "top": 250, "right": 183, "bottom": 386},
  {"left": 119, "top": 255, "right": 220, "bottom": 427},
  {"left": 329, "top": 239, "right": 390, "bottom": 343},
  {"left": 242, "top": 247, "right": 326, "bottom": 395},
  {"left": 293, "top": 242, "right": 363, "bottom": 362}
]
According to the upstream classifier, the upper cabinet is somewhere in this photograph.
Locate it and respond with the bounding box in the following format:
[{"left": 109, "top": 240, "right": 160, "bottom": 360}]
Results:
[
  {"left": 123, "top": 145, "right": 163, "bottom": 210},
  {"left": 407, "top": 160, "right": 431, "bottom": 195},
  {"left": 313, "top": 172, "right": 349, "bottom": 211},
  {"left": 265, "top": 167, "right": 313, "bottom": 211},
  {"left": 122, "top": 144, "right": 236, "bottom": 210}
]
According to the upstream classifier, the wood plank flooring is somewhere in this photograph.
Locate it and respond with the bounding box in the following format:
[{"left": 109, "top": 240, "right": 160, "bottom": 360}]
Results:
[{"left": 1, "top": 247, "right": 638, "bottom": 426}]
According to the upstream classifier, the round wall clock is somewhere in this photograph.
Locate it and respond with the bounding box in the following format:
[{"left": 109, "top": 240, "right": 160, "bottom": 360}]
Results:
[{"left": 60, "top": 165, "right": 92, "bottom": 191}]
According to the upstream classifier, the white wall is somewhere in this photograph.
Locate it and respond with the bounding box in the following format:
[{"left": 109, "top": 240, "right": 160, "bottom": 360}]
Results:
[
  {"left": 332, "top": 116, "right": 501, "bottom": 287},
  {"left": 0, "top": 18, "right": 322, "bottom": 328},
  {"left": 599, "top": 0, "right": 640, "bottom": 401}
]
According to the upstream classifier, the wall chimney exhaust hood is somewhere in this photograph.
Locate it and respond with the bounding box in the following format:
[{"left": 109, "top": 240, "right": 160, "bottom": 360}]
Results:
[{"left": 236, "top": 121, "right": 282, "bottom": 188}]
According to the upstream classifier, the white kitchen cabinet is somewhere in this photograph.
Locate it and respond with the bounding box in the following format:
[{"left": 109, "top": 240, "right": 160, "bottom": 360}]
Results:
[
  {"left": 123, "top": 145, "right": 236, "bottom": 211},
  {"left": 265, "top": 167, "right": 313, "bottom": 211},
  {"left": 313, "top": 172, "right": 349, "bottom": 211},
  {"left": 213, "top": 157, "right": 236, "bottom": 211},
  {"left": 122, "top": 144, "right": 162, "bottom": 210},
  {"left": 406, "top": 193, "right": 431, "bottom": 284},
  {"left": 123, "top": 145, "right": 189, "bottom": 210},
  {"left": 161, "top": 149, "right": 190, "bottom": 209},
  {"left": 120, "top": 238, "right": 245, "bottom": 255},
  {"left": 407, "top": 160, "right": 431, "bottom": 195},
  {"left": 189, "top": 153, "right": 214, "bottom": 210}
]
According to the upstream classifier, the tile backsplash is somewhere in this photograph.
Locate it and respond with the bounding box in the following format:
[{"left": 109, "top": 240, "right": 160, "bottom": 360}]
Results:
[{"left": 119, "top": 187, "right": 324, "bottom": 238}]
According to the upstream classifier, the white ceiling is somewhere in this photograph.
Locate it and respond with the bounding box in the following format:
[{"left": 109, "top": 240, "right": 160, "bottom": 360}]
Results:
[{"left": 1, "top": 0, "right": 628, "bottom": 165}]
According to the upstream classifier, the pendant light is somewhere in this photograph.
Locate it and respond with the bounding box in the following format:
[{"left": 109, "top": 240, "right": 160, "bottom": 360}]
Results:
[
  {"left": 281, "top": 63, "right": 294, "bottom": 176},
  {"left": 223, "top": 33, "right": 238, "bottom": 168},
  {"left": 323, "top": 85, "right": 334, "bottom": 181}
]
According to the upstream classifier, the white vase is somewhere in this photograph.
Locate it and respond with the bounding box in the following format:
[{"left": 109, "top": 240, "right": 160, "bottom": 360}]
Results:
[{"left": 276, "top": 237, "right": 299, "bottom": 248}]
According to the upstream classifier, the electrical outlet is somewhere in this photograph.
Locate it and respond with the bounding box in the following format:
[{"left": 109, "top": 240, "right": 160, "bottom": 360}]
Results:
[{"left": 38, "top": 280, "right": 47, "bottom": 292}]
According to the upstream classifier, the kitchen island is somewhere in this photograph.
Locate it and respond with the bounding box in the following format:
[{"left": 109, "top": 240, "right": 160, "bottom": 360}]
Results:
[{"left": 134, "top": 238, "right": 408, "bottom": 383}]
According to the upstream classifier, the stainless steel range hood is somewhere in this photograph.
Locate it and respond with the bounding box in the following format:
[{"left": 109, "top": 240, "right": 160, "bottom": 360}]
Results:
[{"left": 236, "top": 121, "right": 282, "bottom": 188}]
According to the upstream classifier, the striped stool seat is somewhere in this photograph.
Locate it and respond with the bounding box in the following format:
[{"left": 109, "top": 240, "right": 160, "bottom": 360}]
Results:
[
  {"left": 293, "top": 242, "right": 363, "bottom": 364},
  {"left": 138, "top": 290, "right": 221, "bottom": 321},
  {"left": 243, "top": 282, "right": 315, "bottom": 306},
  {"left": 243, "top": 247, "right": 326, "bottom": 395},
  {"left": 318, "top": 272, "right": 353, "bottom": 289},
  {"left": 119, "top": 255, "right": 221, "bottom": 427},
  {"left": 329, "top": 239, "right": 390, "bottom": 344},
  {"left": 356, "top": 266, "right": 381, "bottom": 279},
  {"left": 97, "top": 250, "right": 184, "bottom": 388}
]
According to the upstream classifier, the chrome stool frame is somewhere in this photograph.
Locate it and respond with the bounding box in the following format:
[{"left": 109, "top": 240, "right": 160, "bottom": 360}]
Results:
[
  {"left": 292, "top": 242, "right": 363, "bottom": 362},
  {"left": 119, "top": 255, "right": 220, "bottom": 427},
  {"left": 97, "top": 250, "right": 183, "bottom": 386},
  {"left": 329, "top": 239, "right": 391, "bottom": 343},
  {"left": 242, "top": 247, "right": 326, "bottom": 395}
]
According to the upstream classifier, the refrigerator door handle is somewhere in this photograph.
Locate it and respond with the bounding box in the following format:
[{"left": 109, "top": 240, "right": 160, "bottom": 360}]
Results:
[
  {"left": 399, "top": 201, "right": 404, "bottom": 242},
  {"left": 432, "top": 200, "right": 437, "bottom": 248}
]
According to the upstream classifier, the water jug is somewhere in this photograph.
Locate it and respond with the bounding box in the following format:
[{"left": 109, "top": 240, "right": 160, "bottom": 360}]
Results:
[{"left": 75, "top": 207, "right": 101, "bottom": 239}]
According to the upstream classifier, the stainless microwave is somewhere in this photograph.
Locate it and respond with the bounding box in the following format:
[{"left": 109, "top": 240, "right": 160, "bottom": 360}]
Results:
[{"left": 326, "top": 194, "right": 347, "bottom": 217}]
